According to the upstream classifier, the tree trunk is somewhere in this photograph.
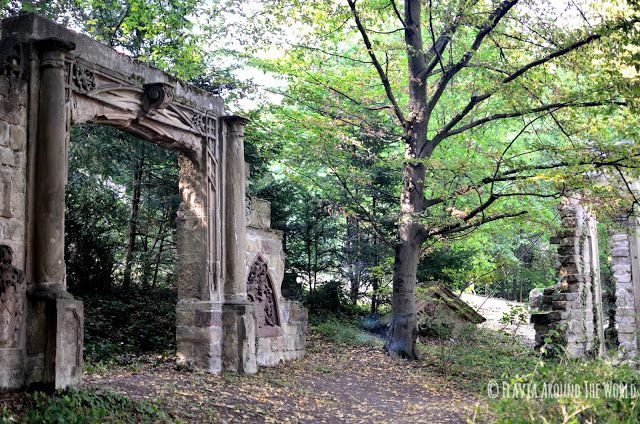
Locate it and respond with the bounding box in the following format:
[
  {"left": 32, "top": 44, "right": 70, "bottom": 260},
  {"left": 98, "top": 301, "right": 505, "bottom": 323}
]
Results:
[
  {"left": 385, "top": 226, "right": 423, "bottom": 359},
  {"left": 123, "top": 156, "right": 144, "bottom": 291},
  {"left": 152, "top": 234, "right": 165, "bottom": 289},
  {"left": 385, "top": 0, "right": 428, "bottom": 359},
  {"left": 346, "top": 215, "right": 359, "bottom": 305}
]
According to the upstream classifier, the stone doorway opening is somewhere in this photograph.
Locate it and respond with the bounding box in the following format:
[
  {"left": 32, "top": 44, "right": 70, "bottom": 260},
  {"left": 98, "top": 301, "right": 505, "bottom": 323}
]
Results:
[{"left": 65, "top": 123, "right": 180, "bottom": 361}]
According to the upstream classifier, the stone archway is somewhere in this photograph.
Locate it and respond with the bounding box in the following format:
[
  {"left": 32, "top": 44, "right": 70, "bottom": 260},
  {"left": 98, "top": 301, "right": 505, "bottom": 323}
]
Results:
[{"left": 0, "top": 13, "right": 257, "bottom": 389}]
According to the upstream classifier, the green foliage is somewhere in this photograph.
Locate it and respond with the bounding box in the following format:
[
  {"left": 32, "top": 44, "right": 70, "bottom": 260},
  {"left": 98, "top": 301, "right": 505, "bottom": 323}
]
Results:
[
  {"left": 304, "top": 280, "right": 347, "bottom": 313},
  {"left": 500, "top": 305, "right": 530, "bottom": 327},
  {"left": 418, "top": 319, "right": 454, "bottom": 341},
  {"left": 22, "top": 389, "right": 171, "bottom": 424},
  {"left": 419, "top": 328, "right": 539, "bottom": 393},
  {"left": 491, "top": 359, "right": 640, "bottom": 423},
  {"left": 65, "top": 170, "right": 128, "bottom": 294},
  {"left": 539, "top": 327, "right": 566, "bottom": 359},
  {"left": 81, "top": 289, "right": 176, "bottom": 363},
  {"left": 66, "top": 125, "right": 179, "bottom": 293},
  {"left": 313, "top": 316, "right": 383, "bottom": 348}
]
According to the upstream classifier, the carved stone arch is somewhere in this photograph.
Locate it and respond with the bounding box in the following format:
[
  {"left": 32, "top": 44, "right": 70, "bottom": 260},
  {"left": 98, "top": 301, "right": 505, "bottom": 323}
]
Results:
[
  {"left": 247, "top": 255, "right": 282, "bottom": 337},
  {"left": 70, "top": 81, "right": 207, "bottom": 159}
]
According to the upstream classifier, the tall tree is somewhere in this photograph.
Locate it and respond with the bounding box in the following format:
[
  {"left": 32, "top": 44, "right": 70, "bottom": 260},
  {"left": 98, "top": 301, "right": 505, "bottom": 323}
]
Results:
[{"left": 242, "top": 0, "right": 640, "bottom": 358}]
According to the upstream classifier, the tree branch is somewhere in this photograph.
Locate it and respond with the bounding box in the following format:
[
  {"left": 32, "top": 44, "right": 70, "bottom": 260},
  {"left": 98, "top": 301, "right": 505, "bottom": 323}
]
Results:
[
  {"left": 347, "top": 0, "right": 406, "bottom": 126},
  {"left": 428, "top": 211, "right": 528, "bottom": 237}
]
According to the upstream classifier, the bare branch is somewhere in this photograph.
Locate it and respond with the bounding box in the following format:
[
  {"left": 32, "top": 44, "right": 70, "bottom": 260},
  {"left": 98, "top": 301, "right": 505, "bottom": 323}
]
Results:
[
  {"left": 428, "top": 211, "right": 528, "bottom": 237},
  {"left": 347, "top": 0, "right": 406, "bottom": 126},
  {"left": 432, "top": 19, "right": 636, "bottom": 145},
  {"left": 390, "top": 0, "right": 406, "bottom": 28},
  {"left": 444, "top": 100, "right": 622, "bottom": 138},
  {"left": 424, "top": 0, "right": 519, "bottom": 124}
]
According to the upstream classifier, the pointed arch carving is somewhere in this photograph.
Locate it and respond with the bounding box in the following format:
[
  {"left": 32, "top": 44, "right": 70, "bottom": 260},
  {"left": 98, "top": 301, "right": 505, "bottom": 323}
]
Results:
[{"left": 247, "top": 255, "right": 281, "bottom": 337}]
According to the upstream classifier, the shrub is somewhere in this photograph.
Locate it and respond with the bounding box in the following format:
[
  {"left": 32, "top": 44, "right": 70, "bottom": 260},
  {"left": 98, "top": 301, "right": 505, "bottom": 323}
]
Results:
[
  {"left": 2, "top": 389, "right": 171, "bottom": 424},
  {"left": 81, "top": 288, "right": 176, "bottom": 363},
  {"left": 490, "top": 359, "right": 640, "bottom": 423},
  {"left": 314, "top": 317, "right": 383, "bottom": 347}
]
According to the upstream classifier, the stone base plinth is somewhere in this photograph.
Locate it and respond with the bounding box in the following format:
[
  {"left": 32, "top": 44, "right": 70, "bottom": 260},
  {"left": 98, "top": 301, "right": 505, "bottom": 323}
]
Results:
[
  {"left": 256, "top": 300, "right": 307, "bottom": 366},
  {"left": 26, "top": 290, "right": 83, "bottom": 389},
  {"left": 222, "top": 301, "right": 257, "bottom": 374},
  {"left": 176, "top": 300, "right": 223, "bottom": 373}
]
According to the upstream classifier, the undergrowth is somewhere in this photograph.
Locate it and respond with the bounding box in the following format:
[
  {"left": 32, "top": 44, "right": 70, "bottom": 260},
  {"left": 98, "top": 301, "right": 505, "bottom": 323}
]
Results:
[
  {"left": 0, "top": 389, "right": 172, "bottom": 424},
  {"left": 490, "top": 359, "right": 640, "bottom": 423},
  {"left": 79, "top": 288, "right": 177, "bottom": 363},
  {"left": 312, "top": 315, "right": 384, "bottom": 348},
  {"left": 418, "top": 327, "right": 539, "bottom": 392}
]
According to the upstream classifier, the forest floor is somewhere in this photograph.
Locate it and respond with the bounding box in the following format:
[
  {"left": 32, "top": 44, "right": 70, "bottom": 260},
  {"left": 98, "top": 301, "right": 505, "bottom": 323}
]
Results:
[{"left": 82, "top": 330, "right": 482, "bottom": 423}]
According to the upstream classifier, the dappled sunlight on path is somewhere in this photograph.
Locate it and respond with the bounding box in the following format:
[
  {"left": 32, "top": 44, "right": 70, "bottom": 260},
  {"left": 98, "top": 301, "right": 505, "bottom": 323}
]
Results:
[{"left": 84, "top": 331, "right": 479, "bottom": 423}]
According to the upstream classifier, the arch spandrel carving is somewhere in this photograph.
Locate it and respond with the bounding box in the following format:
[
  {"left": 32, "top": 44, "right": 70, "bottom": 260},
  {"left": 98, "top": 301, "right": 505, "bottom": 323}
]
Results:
[{"left": 66, "top": 57, "right": 216, "bottom": 159}]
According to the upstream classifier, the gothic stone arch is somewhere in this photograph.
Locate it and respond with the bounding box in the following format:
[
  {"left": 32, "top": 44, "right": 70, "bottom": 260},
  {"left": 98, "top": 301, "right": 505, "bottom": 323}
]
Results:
[
  {"left": 0, "top": 14, "right": 257, "bottom": 389},
  {"left": 247, "top": 255, "right": 282, "bottom": 338}
]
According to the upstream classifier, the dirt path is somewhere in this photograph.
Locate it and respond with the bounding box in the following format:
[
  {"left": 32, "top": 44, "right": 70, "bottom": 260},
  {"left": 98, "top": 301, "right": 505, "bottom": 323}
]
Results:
[
  {"left": 460, "top": 293, "right": 535, "bottom": 347},
  {"left": 84, "top": 333, "right": 480, "bottom": 423}
]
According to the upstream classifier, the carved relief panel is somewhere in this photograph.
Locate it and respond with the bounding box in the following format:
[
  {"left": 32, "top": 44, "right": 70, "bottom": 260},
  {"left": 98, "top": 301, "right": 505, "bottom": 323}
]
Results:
[
  {"left": 0, "top": 245, "right": 24, "bottom": 348},
  {"left": 247, "top": 256, "right": 281, "bottom": 337}
]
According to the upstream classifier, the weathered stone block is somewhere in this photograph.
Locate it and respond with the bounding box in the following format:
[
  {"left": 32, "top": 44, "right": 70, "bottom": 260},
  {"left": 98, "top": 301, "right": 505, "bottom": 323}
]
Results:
[
  {"left": 0, "top": 122, "right": 8, "bottom": 147},
  {"left": 0, "top": 348, "right": 24, "bottom": 389},
  {"left": 222, "top": 302, "right": 257, "bottom": 374},
  {"left": 0, "top": 148, "right": 14, "bottom": 167},
  {"left": 195, "top": 310, "right": 222, "bottom": 328},
  {"left": 175, "top": 310, "right": 194, "bottom": 327},
  {"left": 9, "top": 125, "right": 24, "bottom": 152},
  {"left": 552, "top": 301, "right": 568, "bottom": 310},
  {"left": 617, "top": 322, "right": 637, "bottom": 334},
  {"left": 530, "top": 311, "right": 561, "bottom": 325}
]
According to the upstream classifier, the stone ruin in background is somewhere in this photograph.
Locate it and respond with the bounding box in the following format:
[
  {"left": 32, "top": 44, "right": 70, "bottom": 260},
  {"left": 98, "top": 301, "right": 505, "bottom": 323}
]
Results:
[
  {"left": 0, "top": 14, "right": 307, "bottom": 390},
  {"left": 531, "top": 193, "right": 640, "bottom": 362}
]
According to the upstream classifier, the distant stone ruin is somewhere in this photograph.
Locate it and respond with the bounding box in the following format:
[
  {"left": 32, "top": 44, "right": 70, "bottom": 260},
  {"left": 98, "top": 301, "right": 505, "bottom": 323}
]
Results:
[
  {"left": 0, "top": 14, "right": 307, "bottom": 390},
  {"left": 415, "top": 283, "right": 485, "bottom": 338},
  {"left": 530, "top": 194, "right": 640, "bottom": 361}
]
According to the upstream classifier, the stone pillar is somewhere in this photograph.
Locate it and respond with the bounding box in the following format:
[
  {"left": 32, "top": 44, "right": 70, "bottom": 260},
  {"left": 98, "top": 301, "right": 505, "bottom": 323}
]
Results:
[
  {"left": 33, "top": 39, "right": 73, "bottom": 291},
  {"left": 175, "top": 154, "right": 223, "bottom": 373},
  {"left": 26, "top": 38, "right": 83, "bottom": 389},
  {"left": 220, "top": 116, "right": 256, "bottom": 374},
  {"left": 530, "top": 196, "right": 605, "bottom": 358}
]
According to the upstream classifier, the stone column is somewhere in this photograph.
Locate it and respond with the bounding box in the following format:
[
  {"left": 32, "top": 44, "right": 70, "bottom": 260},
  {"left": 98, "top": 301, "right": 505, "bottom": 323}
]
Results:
[
  {"left": 223, "top": 116, "right": 249, "bottom": 302},
  {"left": 220, "top": 116, "right": 256, "bottom": 374},
  {"left": 25, "top": 39, "right": 83, "bottom": 390},
  {"left": 34, "top": 39, "right": 73, "bottom": 291}
]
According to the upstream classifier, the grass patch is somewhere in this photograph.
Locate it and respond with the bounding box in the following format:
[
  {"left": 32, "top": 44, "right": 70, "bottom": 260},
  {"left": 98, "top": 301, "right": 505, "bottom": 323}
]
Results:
[
  {"left": 418, "top": 327, "right": 539, "bottom": 392},
  {"left": 313, "top": 316, "right": 384, "bottom": 348},
  {"left": 1, "top": 389, "right": 172, "bottom": 424}
]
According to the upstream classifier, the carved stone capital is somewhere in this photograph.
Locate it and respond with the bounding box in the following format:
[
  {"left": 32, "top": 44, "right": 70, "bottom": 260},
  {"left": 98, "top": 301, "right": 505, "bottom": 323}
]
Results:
[
  {"left": 34, "top": 37, "right": 76, "bottom": 53},
  {"left": 222, "top": 115, "right": 249, "bottom": 133}
]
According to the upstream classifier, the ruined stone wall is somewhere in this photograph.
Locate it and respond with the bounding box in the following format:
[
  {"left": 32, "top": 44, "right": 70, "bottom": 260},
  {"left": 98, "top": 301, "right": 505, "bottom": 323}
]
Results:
[
  {"left": 246, "top": 197, "right": 307, "bottom": 366},
  {"left": 530, "top": 196, "right": 605, "bottom": 358},
  {"left": 610, "top": 218, "right": 640, "bottom": 359},
  {"left": 0, "top": 74, "right": 27, "bottom": 274},
  {"left": 0, "top": 66, "right": 28, "bottom": 389}
]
